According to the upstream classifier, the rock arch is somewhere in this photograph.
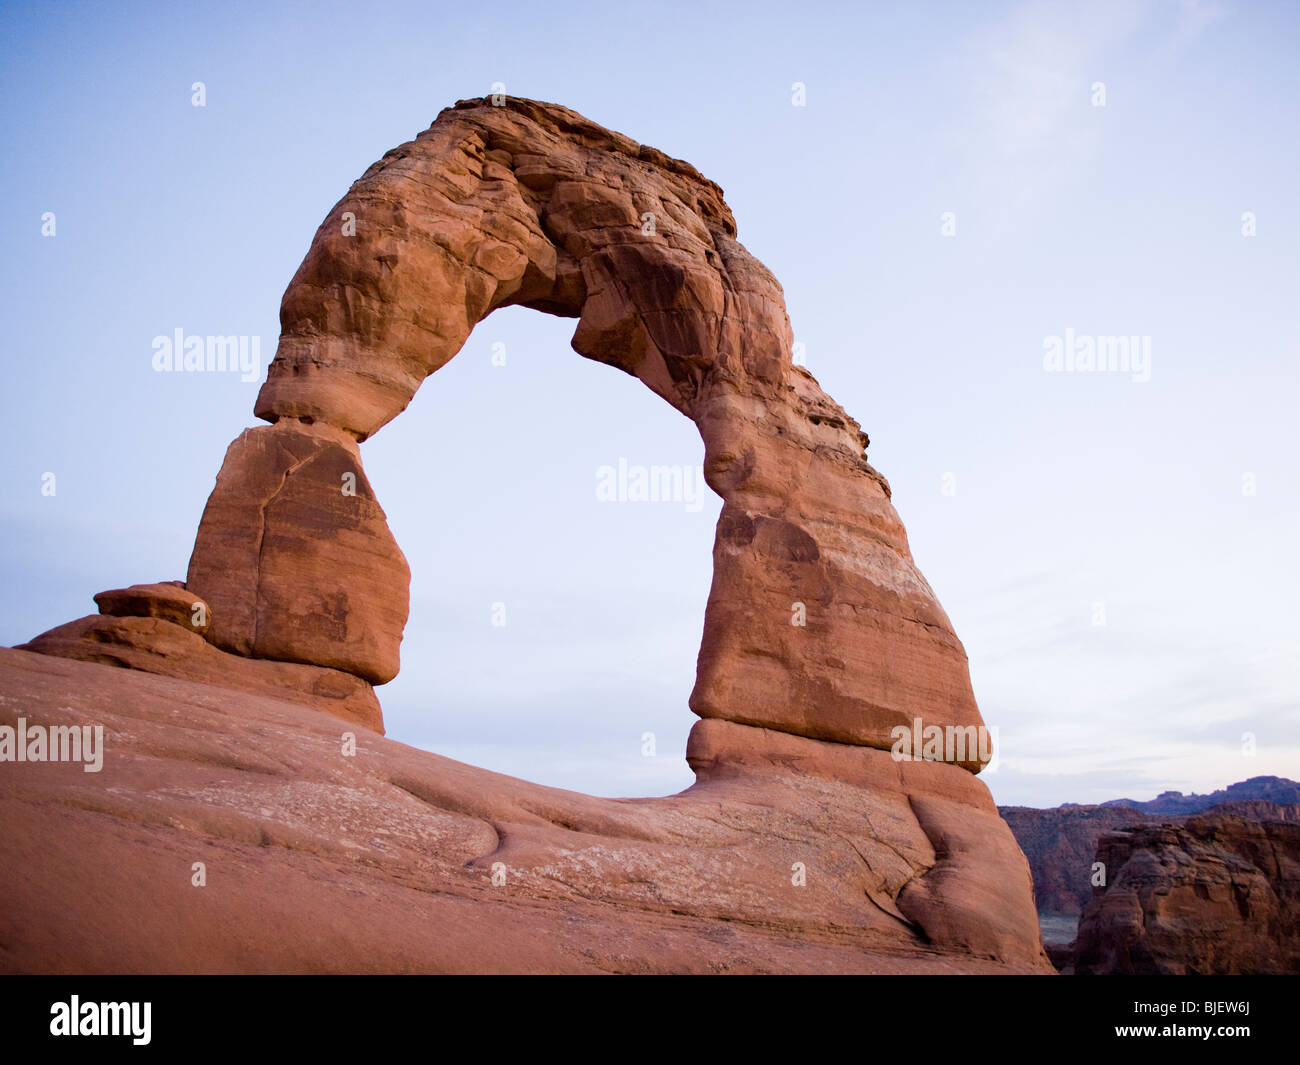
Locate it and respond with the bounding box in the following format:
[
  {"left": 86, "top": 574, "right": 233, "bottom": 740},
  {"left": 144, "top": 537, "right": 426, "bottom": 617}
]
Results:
[
  {"left": 185, "top": 96, "right": 986, "bottom": 763},
  {"left": 17, "top": 98, "right": 1049, "bottom": 967}
]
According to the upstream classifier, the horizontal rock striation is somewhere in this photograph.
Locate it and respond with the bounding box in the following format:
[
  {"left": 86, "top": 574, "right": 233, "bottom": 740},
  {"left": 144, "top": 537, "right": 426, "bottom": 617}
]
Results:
[{"left": 19, "top": 613, "right": 381, "bottom": 732}]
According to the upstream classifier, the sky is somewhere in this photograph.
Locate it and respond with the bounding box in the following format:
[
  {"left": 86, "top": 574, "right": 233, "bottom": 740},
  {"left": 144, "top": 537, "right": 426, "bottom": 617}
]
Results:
[{"left": 1, "top": 0, "right": 1296, "bottom": 807}]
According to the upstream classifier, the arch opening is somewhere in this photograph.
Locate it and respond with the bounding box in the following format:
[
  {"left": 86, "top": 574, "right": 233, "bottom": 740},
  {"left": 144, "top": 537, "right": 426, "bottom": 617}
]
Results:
[
  {"left": 366, "top": 305, "right": 716, "bottom": 795},
  {"left": 180, "top": 95, "right": 989, "bottom": 773}
]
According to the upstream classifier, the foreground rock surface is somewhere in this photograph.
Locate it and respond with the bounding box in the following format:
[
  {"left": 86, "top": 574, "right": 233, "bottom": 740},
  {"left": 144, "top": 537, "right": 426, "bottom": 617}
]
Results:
[
  {"left": 0, "top": 650, "right": 1048, "bottom": 974},
  {"left": 1073, "top": 813, "right": 1300, "bottom": 975}
]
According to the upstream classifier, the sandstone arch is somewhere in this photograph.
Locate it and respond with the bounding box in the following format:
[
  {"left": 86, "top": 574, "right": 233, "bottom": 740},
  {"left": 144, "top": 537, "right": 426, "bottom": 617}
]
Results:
[
  {"left": 17, "top": 99, "right": 1049, "bottom": 968},
  {"left": 187, "top": 97, "right": 985, "bottom": 763}
]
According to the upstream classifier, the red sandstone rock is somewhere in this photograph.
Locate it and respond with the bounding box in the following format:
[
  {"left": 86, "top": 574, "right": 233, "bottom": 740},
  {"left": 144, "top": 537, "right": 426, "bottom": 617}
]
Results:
[
  {"left": 18, "top": 616, "right": 381, "bottom": 732},
  {"left": 94, "top": 582, "right": 210, "bottom": 635},
  {"left": 1000, "top": 804, "right": 1163, "bottom": 915},
  {"left": 0, "top": 649, "right": 1047, "bottom": 973},
  {"left": 1001, "top": 798, "right": 1300, "bottom": 917},
  {"left": 1073, "top": 813, "right": 1300, "bottom": 974},
  {"left": 686, "top": 719, "right": 1041, "bottom": 960},
  {"left": 186, "top": 421, "right": 409, "bottom": 684}
]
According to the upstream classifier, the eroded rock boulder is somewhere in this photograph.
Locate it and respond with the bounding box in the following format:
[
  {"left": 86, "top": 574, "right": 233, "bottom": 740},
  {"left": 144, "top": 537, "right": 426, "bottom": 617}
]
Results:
[
  {"left": 18, "top": 614, "right": 382, "bottom": 732},
  {"left": 186, "top": 421, "right": 409, "bottom": 684},
  {"left": 94, "top": 581, "right": 210, "bottom": 635}
]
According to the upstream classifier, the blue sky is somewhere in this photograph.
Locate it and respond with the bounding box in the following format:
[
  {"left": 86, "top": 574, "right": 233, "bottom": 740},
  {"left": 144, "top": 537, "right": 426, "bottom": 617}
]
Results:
[{"left": 2, "top": 0, "right": 1296, "bottom": 806}]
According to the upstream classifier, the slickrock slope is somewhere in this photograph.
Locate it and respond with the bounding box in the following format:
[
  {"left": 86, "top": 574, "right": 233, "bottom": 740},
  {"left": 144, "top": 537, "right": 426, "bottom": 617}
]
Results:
[
  {"left": 9, "top": 97, "right": 1048, "bottom": 973},
  {"left": 1073, "top": 813, "right": 1300, "bottom": 975},
  {"left": 0, "top": 649, "right": 1041, "bottom": 974}
]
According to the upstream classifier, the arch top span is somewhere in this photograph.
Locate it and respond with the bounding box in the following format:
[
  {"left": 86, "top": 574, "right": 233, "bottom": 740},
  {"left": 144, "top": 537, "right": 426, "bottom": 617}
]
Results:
[
  {"left": 185, "top": 96, "right": 987, "bottom": 768},
  {"left": 254, "top": 96, "right": 780, "bottom": 440}
]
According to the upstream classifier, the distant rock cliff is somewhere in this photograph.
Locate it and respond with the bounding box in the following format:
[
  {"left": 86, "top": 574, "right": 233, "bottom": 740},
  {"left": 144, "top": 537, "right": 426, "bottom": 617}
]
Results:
[
  {"left": 1000, "top": 805, "right": 1155, "bottom": 915},
  {"left": 1074, "top": 812, "right": 1300, "bottom": 974},
  {"left": 1001, "top": 779, "right": 1300, "bottom": 915}
]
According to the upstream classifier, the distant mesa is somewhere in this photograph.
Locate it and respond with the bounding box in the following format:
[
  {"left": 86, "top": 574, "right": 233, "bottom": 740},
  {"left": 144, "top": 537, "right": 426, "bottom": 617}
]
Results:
[{"left": 1096, "top": 776, "right": 1300, "bottom": 814}]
